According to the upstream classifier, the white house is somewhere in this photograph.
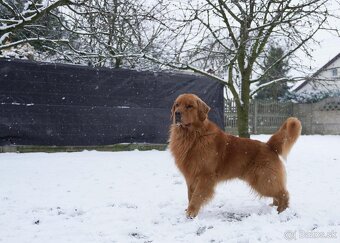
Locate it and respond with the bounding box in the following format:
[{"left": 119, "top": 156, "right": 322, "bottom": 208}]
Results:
[{"left": 295, "top": 53, "right": 340, "bottom": 94}]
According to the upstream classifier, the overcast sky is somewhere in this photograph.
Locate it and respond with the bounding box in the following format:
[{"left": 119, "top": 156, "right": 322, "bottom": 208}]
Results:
[
  {"left": 293, "top": 1, "right": 340, "bottom": 77},
  {"left": 301, "top": 30, "right": 340, "bottom": 74}
]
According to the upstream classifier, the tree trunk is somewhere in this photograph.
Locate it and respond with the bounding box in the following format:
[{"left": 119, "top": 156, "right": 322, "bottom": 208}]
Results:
[
  {"left": 115, "top": 57, "right": 122, "bottom": 68},
  {"left": 238, "top": 76, "right": 251, "bottom": 138},
  {"left": 237, "top": 104, "right": 250, "bottom": 138}
]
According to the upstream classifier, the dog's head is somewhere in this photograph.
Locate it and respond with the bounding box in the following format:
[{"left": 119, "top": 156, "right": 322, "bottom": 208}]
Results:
[{"left": 171, "top": 93, "right": 210, "bottom": 129}]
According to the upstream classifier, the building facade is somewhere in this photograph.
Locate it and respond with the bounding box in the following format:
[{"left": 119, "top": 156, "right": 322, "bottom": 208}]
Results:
[{"left": 295, "top": 53, "right": 340, "bottom": 94}]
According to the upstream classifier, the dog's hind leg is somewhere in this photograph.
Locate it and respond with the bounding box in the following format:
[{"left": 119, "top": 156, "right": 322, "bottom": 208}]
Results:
[
  {"left": 270, "top": 198, "right": 279, "bottom": 207},
  {"left": 252, "top": 179, "right": 289, "bottom": 213},
  {"left": 245, "top": 160, "right": 289, "bottom": 213},
  {"left": 186, "top": 174, "right": 216, "bottom": 218},
  {"left": 275, "top": 190, "right": 289, "bottom": 213}
]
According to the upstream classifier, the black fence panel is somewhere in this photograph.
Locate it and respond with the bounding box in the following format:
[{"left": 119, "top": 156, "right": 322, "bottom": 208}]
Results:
[{"left": 0, "top": 59, "right": 224, "bottom": 146}]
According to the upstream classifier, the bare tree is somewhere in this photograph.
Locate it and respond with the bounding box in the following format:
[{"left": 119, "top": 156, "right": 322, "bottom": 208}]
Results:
[
  {"left": 135, "top": 0, "right": 340, "bottom": 137},
  {"left": 2, "top": 0, "right": 339, "bottom": 137},
  {"left": 51, "top": 0, "right": 169, "bottom": 68},
  {"left": 0, "top": 0, "right": 165, "bottom": 67},
  {"left": 0, "top": 0, "right": 77, "bottom": 51}
]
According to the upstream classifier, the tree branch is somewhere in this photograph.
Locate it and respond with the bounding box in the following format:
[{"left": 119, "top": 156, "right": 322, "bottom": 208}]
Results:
[
  {"left": 250, "top": 76, "right": 306, "bottom": 97},
  {"left": 0, "top": 0, "right": 71, "bottom": 37},
  {"left": 0, "top": 37, "right": 69, "bottom": 50}
]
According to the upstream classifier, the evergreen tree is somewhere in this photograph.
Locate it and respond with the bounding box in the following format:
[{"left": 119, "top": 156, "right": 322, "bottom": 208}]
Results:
[{"left": 256, "top": 45, "right": 290, "bottom": 100}]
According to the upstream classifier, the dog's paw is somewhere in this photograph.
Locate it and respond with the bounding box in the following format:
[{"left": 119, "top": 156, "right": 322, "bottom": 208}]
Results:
[
  {"left": 186, "top": 206, "right": 199, "bottom": 219},
  {"left": 277, "top": 205, "right": 288, "bottom": 213}
]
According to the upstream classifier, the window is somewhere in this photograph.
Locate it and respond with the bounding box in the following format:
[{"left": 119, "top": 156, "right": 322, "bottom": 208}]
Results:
[{"left": 332, "top": 68, "right": 338, "bottom": 77}]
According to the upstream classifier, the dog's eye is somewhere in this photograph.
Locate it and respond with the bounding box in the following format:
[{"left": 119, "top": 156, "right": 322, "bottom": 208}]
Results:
[
  {"left": 175, "top": 103, "right": 179, "bottom": 107},
  {"left": 186, "top": 105, "right": 193, "bottom": 109}
]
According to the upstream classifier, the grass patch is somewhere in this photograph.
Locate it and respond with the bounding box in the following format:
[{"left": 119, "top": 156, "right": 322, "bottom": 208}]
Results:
[{"left": 0, "top": 144, "right": 167, "bottom": 153}]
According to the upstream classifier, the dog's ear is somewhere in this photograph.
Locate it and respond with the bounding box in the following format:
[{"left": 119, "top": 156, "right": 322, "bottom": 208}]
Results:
[{"left": 197, "top": 98, "right": 210, "bottom": 121}]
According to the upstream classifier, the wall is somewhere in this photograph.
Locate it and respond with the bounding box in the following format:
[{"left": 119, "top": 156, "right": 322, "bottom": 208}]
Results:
[{"left": 294, "top": 97, "right": 340, "bottom": 135}]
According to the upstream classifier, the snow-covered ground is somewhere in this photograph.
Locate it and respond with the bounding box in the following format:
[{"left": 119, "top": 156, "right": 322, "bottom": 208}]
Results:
[{"left": 1, "top": 135, "right": 339, "bottom": 243}]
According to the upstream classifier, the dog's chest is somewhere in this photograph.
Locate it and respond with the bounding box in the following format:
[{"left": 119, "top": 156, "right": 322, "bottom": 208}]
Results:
[{"left": 171, "top": 136, "right": 216, "bottom": 176}]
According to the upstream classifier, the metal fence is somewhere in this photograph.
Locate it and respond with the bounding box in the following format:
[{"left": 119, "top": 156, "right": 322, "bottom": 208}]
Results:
[{"left": 225, "top": 99, "right": 293, "bottom": 134}]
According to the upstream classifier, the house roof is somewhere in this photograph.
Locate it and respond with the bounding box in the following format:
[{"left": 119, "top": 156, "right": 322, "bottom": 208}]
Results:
[{"left": 294, "top": 52, "right": 340, "bottom": 92}]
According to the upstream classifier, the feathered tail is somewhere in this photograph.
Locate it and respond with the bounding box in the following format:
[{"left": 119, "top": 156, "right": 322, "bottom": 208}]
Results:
[{"left": 267, "top": 117, "right": 302, "bottom": 160}]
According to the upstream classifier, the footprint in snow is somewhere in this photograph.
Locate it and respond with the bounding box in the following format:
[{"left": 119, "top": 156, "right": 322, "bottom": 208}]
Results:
[
  {"left": 172, "top": 173, "right": 181, "bottom": 178},
  {"left": 197, "top": 225, "right": 214, "bottom": 236},
  {"left": 196, "top": 226, "right": 206, "bottom": 236},
  {"left": 278, "top": 209, "right": 299, "bottom": 222},
  {"left": 221, "top": 212, "right": 251, "bottom": 222},
  {"left": 129, "top": 232, "right": 148, "bottom": 240},
  {"left": 119, "top": 203, "right": 138, "bottom": 209},
  {"left": 173, "top": 180, "right": 183, "bottom": 185},
  {"left": 70, "top": 208, "right": 85, "bottom": 217}
]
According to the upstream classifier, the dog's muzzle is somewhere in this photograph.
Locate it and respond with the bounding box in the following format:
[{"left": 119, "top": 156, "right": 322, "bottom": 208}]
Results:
[{"left": 175, "top": 112, "right": 181, "bottom": 124}]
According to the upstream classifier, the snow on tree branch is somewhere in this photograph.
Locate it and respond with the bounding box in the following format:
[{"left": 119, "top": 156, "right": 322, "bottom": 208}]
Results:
[
  {"left": 0, "top": 37, "right": 68, "bottom": 50},
  {"left": 250, "top": 76, "right": 306, "bottom": 98},
  {"left": 0, "top": 0, "right": 72, "bottom": 47}
]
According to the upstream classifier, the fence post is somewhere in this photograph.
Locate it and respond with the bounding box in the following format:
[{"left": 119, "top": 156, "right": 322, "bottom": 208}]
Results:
[{"left": 253, "top": 100, "right": 258, "bottom": 134}]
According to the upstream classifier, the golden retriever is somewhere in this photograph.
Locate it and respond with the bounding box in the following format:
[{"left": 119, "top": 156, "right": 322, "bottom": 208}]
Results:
[{"left": 169, "top": 93, "right": 301, "bottom": 218}]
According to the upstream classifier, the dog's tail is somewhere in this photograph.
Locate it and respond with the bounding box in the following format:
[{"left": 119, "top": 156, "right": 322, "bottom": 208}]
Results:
[{"left": 267, "top": 117, "right": 302, "bottom": 160}]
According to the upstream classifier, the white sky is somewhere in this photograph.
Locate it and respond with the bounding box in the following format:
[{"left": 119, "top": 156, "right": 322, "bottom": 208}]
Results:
[
  {"left": 292, "top": 0, "right": 340, "bottom": 77},
  {"left": 294, "top": 30, "right": 340, "bottom": 76}
]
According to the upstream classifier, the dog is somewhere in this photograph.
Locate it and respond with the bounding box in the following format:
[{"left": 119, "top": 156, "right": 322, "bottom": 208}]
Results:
[{"left": 169, "top": 93, "right": 301, "bottom": 218}]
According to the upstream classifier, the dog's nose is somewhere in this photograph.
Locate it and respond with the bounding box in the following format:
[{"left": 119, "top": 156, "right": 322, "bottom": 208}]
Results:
[{"left": 175, "top": 111, "right": 181, "bottom": 123}]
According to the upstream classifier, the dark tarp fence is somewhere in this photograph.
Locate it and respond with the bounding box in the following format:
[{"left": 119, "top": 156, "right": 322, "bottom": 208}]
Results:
[{"left": 0, "top": 59, "right": 224, "bottom": 146}]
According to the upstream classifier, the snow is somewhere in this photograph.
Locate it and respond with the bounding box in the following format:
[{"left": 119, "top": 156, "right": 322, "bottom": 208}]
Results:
[
  {"left": 0, "top": 102, "right": 35, "bottom": 106},
  {"left": 0, "top": 135, "right": 339, "bottom": 243},
  {"left": 0, "top": 32, "right": 10, "bottom": 45}
]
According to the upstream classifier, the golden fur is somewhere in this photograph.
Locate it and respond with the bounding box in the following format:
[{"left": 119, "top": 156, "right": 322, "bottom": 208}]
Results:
[{"left": 169, "top": 94, "right": 301, "bottom": 218}]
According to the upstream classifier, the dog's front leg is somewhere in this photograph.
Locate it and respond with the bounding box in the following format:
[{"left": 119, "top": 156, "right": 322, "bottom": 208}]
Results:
[
  {"left": 186, "top": 174, "right": 216, "bottom": 218},
  {"left": 185, "top": 178, "right": 199, "bottom": 203},
  {"left": 186, "top": 180, "right": 194, "bottom": 202}
]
